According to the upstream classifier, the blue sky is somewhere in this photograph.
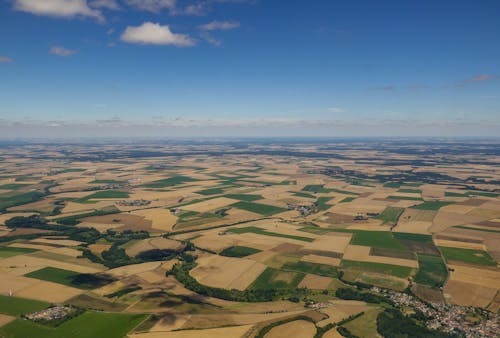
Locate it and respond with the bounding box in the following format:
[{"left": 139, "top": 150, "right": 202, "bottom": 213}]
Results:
[{"left": 0, "top": 0, "right": 499, "bottom": 137}]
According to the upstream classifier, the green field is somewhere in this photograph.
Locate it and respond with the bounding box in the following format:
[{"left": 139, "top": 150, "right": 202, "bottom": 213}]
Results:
[
  {"left": 196, "top": 188, "right": 225, "bottom": 195},
  {"left": 224, "top": 194, "right": 263, "bottom": 201},
  {"left": 0, "top": 184, "right": 30, "bottom": 190},
  {"left": 142, "top": 175, "right": 197, "bottom": 188},
  {"left": 411, "top": 201, "right": 453, "bottom": 210},
  {"left": 0, "top": 246, "right": 37, "bottom": 258},
  {"left": 383, "top": 182, "right": 402, "bottom": 188},
  {"left": 75, "top": 190, "right": 129, "bottom": 203},
  {"left": 315, "top": 197, "right": 333, "bottom": 211},
  {"left": 228, "top": 226, "right": 314, "bottom": 242},
  {"left": 231, "top": 201, "right": 287, "bottom": 216},
  {"left": 337, "top": 229, "right": 408, "bottom": 251},
  {"left": 0, "top": 311, "right": 147, "bottom": 338},
  {"left": 341, "top": 260, "right": 414, "bottom": 278},
  {"left": 302, "top": 184, "right": 330, "bottom": 193},
  {"left": 292, "top": 192, "right": 316, "bottom": 199},
  {"left": 375, "top": 207, "right": 404, "bottom": 224},
  {"left": 0, "top": 191, "right": 45, "bottom": 210},
  {"left": 0, "top": 295, "right": 49, "bottom": 316},
  {"left": 397, "top": 189, "right": 422, "bottom": 194},
  {"left": 439, "top": 246, "right": 497, "bottom": 266},
  {"left": 414, "top": 254, "right": 448, "bottom": 287},
  {"left": 219, "top": 245, "right": 261, "bottom": 257},
  {"left": 282, "top": 261, "right": 338, "bottom": 278},
  {"left": 339, "top": 197, "right": 356, "bottom": 203},
  {"left": 250, "top": 267, "right": 305, "bottom": 290},
  {"left": 25, "top": 267, "right": 112, "bottom": 290}
]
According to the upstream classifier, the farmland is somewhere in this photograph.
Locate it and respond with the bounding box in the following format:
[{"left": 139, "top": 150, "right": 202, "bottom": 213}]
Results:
[{"left": 0, "top": 140, "right": 499, "bottom": 337}]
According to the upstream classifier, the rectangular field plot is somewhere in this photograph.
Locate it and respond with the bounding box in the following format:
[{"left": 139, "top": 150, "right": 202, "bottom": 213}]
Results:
[
  {"left": 282, "top": 261, "right": 338, "bottom": 278},
  {"left": 375, "top": 207, "right": 404, "bottom": 224},
  {"left": 230, "top": 201, "right": 287, "bottom": 216},
  {"left": 411, "top": 201, "right": 454, "bottom": 210},
  {"left": 414, "top": 254, "right": 448, "bottom": 287},
  {"left": 224, "top": 194, "right": 263, "bottom": 201},
  {"left": 0, "top": 246, "right": 37, "bottom": 258},
  {"left": 439, "top": 246, "right": 497, "bottom": 266},
  {"left": 142, "top": 175, "right": 197, "bottom": 188},
  {"left": 341, "top": 260, "right": 414, "bottom": 278},
  {"left": 250, "top": 267, "right": 305, "bottom": 290},
  {"left": 392, "top": 233, "right": 440, "bottom": 256},
  {"left": 0, "top": 295, "right": 49, "bottom": 316},
  {"left": 25, "top": 267, "right": 113, "bottom": 290},
  {"left": 0, "top": 311, "right": 147, "bottom": 338},
  {"left": 228, "top": 226, "right": 314, "bottom": 242},
  {"left": 337, "top": 230, "right": 408, "bottom": 251}
]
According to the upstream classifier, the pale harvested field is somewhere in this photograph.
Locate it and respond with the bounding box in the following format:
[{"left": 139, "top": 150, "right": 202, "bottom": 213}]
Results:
[
  {"left": 440, "top": 204, "right": 477, "bottom": 214},
  {"left": 434, "top": 239, "right": 485, "bottom": 250},
  {"left": 193, "top": 233, "right": 240, "bottom": 252},
  {"left": 343, "top": 245, "right": 418, "bottom": 268},
  {"left": 88, "top": 243, "right": 111, "bottom": 255},
  {"left": 301, "top": 254, "right": 341, "bottom": 267},
  {"left": 265, "top": 319, "right": 316, "bottom": 338},
  {"left": 15, "top": 280, "right": 83, "bottom": 303},
  {"left": 298, "top": 274, "right": 333, "bottom": 289},
  {"left": 59, "top": 201, "right": 112, "bottom": 214},
  {"left": 444, "top": 280, "right": 497, "bottom": 308},
  {"left": 466, "top": 208, "right": 500, "bottom": 219},
  {"left": 0, "top": 314, "right": 15, "bottom": 328},
  {"left": 82, "top": 213, "right": 152, "bottom": 231},
  {"left": 107, "top": 261, "right": 163, "bottom": 278},
  {"left": 0, "top": 254, "right": 103, "bottom": 274},
  {"left": 126, "top": 237, "right": 183, "bottom": 257},
  {"left": 77, "top": 221, "right": 123, "bottom": 232},
  {"left": 323, "top": 328, "right": 344, "bottom": 338},
  {"left": 430, "top": 212, "right": 485, "bottom": 232},
  {"left": 245, "top": 250, "right": 277, "bottom": 263},
  {"left": 137, "top": 270, "right": 166, "bottom": 284},
  {"left": 317, "top": 304, "right": 369, "bottom": 327},
  {"left": 46, "top": 247, "right": 83, "bottom": 257},
  {"left": 0, "top": 212, "right": 37, "bottom": 225},
  {"left": 8, "top": 242, "right": 55, "bottom": 251},
  {"left": 181, "top": 197, "right": 239, "bottom": 213},
  {"left": 447, "top": 264, "right": 500, "bottom": 289},
  {"left": 302, "top": 233, "right": 352, "bottom": 253},
  {"left": 129, "top": 324, "right": 253, "bottom": 338},
  {"left": 148, "top": 314, "right": 191, "bottom": 332},
  {"left": 393, "top": 221, "right": 432, "bottom": 234},
  {"left": 190, "top": 255, "right": 266, "bottom": 291},
  {"left": 0, "top": 274, "right": 40, "bottom": 294},
  {"left": 131, "top": 208, "right": 177, "bottom": 232},
  {"left": 31, "top": 238, "right": 83, "bottom": 246}
]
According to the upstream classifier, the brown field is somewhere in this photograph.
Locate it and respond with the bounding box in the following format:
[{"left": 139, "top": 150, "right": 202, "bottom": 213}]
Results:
[
  {"left": 129, "top": 325, "right": 253, "bottom": 338},
  {"left": 131, "top": 208, "right": 177, "bottom": 232},
  {"left": 317, "top": 303, "right": 370, "bottom": 327},
  {"left": 447, "top": 264, "right": 500, "bottom": 289},
  {"left": 444, "top": 280, "right": 497, "bottom": 308},
  {"left": 323, "top": 328, "right": 344, "bottom": 338},
  {"left": 88, "top": 243, "right": 112, "bottom": 255},
  {"left": 265, "top": 319, "right": 316, "bottom": 338},
  {"left": 0, "top": 314, "right": 15, "bottom": 328},
  {"left": 190, "top": 254, "right": 266, "bottom": 291},
  {"left": 126, "top": 237, "right": 184, "bottom": 257},
  {"left": 0, "top": 254, "right": 104, "bottom": 274},
  {"left": 297, "top": 274, "right": 333, "bottom": 289},
  {"left": 14, "top": 280, "right": 83, "bottom": 303},
  {"left": 343, "top": 245, "right": 418, "bottom": 268},
  {"left": 107, "top": 261, "right": 164, "bottom": 278},
  {"left": 301, "top": 254, "right": 341, "bottom": 266},
  {"left": 82, "top": 213, "right": 152, "bottom": 231}
]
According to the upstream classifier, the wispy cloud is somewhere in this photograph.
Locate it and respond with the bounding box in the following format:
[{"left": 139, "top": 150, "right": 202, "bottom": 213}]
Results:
[
  {"left": 121, "top": 22, "right": 195, "bottom": 47},
  {"left": 454, "top": 74, "right": 498, "bottom": 87},
  {"left": 90, "top": 0, "right": 120, "bottom": 10},
  {"left": 327, "top": 107, "right": 345, "bottom": 113},
  {"left": 50, "top": 46, "right": 77, "bottom": 56},
  {"left": 14, "top": 0, "right": 104, "bottom": 22},
  {"left": 124, "top": 0, "right": 176, "bottom": 13},
  {"left": 0, "top": 56, "right": 12, "bottom": 63},
  {"left": 198, "top": 20, "right": 240, "bottom": 31}
]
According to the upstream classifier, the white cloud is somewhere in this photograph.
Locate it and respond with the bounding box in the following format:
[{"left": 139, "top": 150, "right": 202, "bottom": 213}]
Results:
[
  {"left": 199, "top": 20, "right": 240, "bottom": 31},
  {"left": 328, "top": 107, "right": 345, "bottom": 113},
  {"left": 50, "top": 46, "right": 76, "bottom": 56},
  {"left": 121, "top": 22, "right": 195, "bottom": 47},
  {"left": 201, "top": 32, "right": 221, "bottom": 46},
  {"left": 90, "top": 0, "right": 120, "bottom": 10},
  {"left": 14, "top": 0, "right": 104, "bottom": 22},
  {"left": 125, "top": 0, "right": 176, "bottom": 13},
  {"left": 0, "top": 56, "right": 12, "bottom": 63}
]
